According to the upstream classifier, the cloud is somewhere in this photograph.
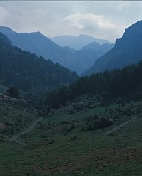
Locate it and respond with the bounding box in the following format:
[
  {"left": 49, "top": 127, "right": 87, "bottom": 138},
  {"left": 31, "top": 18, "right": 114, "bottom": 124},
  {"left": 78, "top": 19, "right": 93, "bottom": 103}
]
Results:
[
  {"left": 63, "top": 13, "right": 116, "bottom": 30},
  {"left": 0, "top": 6, "right": 10, "bottom": 24},
  {"left": 62, "top": 13, "right": 121, "bottom": 41},
  {"left": 13, "top": 9, "right": 46, "bottom": 32},
  {"left": 0, "top": 1, "right": 142, "bottom": 42},
  {"left": 117, "top": 1, "right": 130, "bottom": 11},
  {"left": 0, "top": 2, "right": 47, "bottom": 32}
]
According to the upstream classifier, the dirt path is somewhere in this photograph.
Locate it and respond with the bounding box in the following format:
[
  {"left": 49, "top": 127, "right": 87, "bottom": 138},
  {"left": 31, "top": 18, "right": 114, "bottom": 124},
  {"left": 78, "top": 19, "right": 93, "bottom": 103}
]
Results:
[
  {"left": 9, "top": 116, "right": 44, "bottom": 144},
  {"left": 105, "top": 117, "right": 137, "bottom": 135}
]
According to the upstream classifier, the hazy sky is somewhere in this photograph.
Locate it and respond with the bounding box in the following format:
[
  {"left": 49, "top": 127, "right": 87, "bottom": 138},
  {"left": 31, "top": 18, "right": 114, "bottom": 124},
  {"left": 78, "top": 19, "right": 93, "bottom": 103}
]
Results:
[{"left": 0, "top": 1, "right": 142, "bottom": 42}]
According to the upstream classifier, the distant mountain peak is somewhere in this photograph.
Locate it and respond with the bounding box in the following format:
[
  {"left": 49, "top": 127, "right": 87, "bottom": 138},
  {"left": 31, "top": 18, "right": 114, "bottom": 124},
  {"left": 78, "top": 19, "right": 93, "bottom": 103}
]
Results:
[
  {"left": 0, "top": 26, "right": 113, "bottom": 75},
  {"left": 83, "top": 20, "right": 142, "bottom": 76},
  {"left": 115, "top": 20, "right": 142, "bottom": 49},
  {"left": 51, "top": 34, "right": 111, "bottom": 50},
  {"left": 34, "top": 31, "right": 43, "bottom": 35},
  {"left": 78, "top": 34, "right": 90, "bottom": 37},
  {"left": 0, "top": 26, "right": 13, "bottom": 33}
]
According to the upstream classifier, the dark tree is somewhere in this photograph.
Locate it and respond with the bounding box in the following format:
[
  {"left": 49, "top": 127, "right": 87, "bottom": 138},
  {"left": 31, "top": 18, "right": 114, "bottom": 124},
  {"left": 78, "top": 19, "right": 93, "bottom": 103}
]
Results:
[{"left": 6, "top": 86, "right": 19, "bottom": 98}]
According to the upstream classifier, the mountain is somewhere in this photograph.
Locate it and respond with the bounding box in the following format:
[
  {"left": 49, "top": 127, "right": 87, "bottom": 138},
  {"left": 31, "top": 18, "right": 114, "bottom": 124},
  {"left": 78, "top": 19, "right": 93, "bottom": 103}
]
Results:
[
  {"left": 70, "top": 42, "right": 114, "bottom": 74},
  {"left": 51, "top": 34, "right": 111, "bottom": 50},
  {"left": 83, "top": 20, "right": 142, "bottom": 76},
  {"left": 81, "top": 42, "right": 114, "bottom": 55},
  {"left": 0, "top": 26, "right": 113, "bottom": 75},
  {"left": 0, "top": 26, "right": 68, "bottom": 64},
  {"left": 0, "top": 32, "right": 11, "bottom": 46},
  {"left": 0, "top": 32, "right": 78, "bottom": 98}
]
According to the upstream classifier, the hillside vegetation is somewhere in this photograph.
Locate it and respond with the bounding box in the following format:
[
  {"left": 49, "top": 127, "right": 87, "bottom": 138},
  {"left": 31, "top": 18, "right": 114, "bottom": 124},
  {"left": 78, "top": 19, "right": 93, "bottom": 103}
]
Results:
[
  {"left": 1, "top": 92, "right": 142, "bottom": 175},
  {"left": 41, "top": 60, "right": 142, "bottom": 111},
  {"left": 0, "top": 95, "right": 39, "bottom": 141},
  {"left": 1, "top": 21, "right": 142, "bottom": 176},
  {"left": 1, "top": 70, "right": 142, "bottom": 176},
  {"left": 0, "top": 32, "right": 78, "bottom": 98}
]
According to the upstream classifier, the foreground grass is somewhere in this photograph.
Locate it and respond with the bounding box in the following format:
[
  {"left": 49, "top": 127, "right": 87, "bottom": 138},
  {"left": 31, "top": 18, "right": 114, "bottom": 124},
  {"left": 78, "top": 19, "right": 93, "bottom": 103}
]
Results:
[
  {"left": 1, "top": 127, "right": 142, "bottom": 176},
  {"left": 0, "top": 100, "right": 39, "bottom": 138},
  {"left": 1, "top": 100, "right": 142, "bottom": 175}
]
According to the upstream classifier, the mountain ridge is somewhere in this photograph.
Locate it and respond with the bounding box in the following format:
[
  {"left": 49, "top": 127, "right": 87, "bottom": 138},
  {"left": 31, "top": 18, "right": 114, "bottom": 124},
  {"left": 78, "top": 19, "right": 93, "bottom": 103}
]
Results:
[
  {"left": 51, "top": 34, "right": 111, "bottom": 50},
  {"left": 0, "top": 32, "right": 78, "bottom": 98},
  {"left": 83, "top": 20, "right": 142, "bottom": 76},
  {"left": 0, "top": 26, "right": 113, "bottom": 74}
]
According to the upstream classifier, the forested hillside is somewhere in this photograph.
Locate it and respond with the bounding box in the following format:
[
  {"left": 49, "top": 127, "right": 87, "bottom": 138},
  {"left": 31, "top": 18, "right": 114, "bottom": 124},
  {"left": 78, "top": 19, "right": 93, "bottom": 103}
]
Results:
[
  {"left": 41, "top": 60, "right": 142, "bottom": 110},
  {"left": 0, "top": 32, "right": 78, "bottom": 98},
  {"left": 84, "top": 21, "right": 142, "bottom": 75},
  {"left": 0, "top": 26, "right": 113, "bottom": 74}
]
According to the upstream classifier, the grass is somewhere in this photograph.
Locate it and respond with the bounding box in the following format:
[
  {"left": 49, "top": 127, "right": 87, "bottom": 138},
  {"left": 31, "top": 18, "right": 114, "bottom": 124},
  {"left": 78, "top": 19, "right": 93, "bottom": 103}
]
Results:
[
  {"left": 1, "top": 99, "right": 142, "bottom": 175},
  {"left": 0, "top": 100, "right": 39, "bottom": 138},
  {"left": 1, "top": 130, "right": 142, "bottom": 176}
]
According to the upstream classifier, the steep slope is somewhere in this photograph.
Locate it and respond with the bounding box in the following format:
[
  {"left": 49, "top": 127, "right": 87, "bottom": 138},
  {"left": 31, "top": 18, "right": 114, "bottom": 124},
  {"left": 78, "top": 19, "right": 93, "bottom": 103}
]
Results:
[
  {"left": 0, "top": 26, "right": 68, "bottom": 64},
  {"left": 69, "top": 43, "right": 114, "bottom": 74},
  {"left": 0, "top": 27, "right": 109, "bottom": 74},
  {"left": 0, "top": 32, "right": 78, "bottom": 97},
  {"left": 0, "top": 27, "right": 112, "bottom": 75},
  {"left": 51, "top": 34, "right": 111, "bottom": 50},
  {"left": 83, "top": 20, "right": 142, "bottom": 76},
  {"left": 0, "top": 32, "right": 12, "bottom": 46}
]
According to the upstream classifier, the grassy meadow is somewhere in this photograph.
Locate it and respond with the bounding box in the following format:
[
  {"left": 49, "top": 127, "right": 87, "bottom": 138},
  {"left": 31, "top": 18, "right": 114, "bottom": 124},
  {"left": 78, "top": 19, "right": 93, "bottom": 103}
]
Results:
[{"left": 1, "top": 98, "right": 142, "bottom": 175}]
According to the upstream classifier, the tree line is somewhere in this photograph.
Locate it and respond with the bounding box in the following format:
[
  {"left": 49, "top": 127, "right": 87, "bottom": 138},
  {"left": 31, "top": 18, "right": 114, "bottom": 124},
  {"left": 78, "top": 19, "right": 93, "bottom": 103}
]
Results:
[{"left": 41, "top": 60, "right": 142, "bottom": 110}]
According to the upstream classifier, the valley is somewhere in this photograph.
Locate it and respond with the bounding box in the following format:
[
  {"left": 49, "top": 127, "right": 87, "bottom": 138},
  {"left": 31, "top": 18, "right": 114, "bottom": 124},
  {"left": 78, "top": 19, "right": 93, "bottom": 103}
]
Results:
[
  {"left": 1, "top": 19, "right": 142, "bottom": 176},
  {"left": 0, "top": 26, "right": 114, "bottom": 75}
]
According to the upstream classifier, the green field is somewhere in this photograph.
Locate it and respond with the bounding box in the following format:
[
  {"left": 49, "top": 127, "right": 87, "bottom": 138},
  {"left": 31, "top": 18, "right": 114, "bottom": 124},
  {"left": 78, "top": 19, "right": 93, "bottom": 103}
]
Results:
[{"left": 1, "top": 98, "right": 142, "bottom": 176}]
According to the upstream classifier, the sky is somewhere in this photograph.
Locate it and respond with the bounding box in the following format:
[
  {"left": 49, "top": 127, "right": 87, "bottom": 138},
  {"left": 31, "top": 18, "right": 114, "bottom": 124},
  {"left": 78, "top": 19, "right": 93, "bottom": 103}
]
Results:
[{"left": 0, "top": 1, "right": 142, "bottom": 42}]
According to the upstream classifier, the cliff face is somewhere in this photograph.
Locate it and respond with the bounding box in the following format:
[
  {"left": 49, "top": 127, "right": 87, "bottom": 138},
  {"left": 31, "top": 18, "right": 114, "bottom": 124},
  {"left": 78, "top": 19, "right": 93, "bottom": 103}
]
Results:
[{"left": 83, "top": 21, "right": 142, "bottom": 76}]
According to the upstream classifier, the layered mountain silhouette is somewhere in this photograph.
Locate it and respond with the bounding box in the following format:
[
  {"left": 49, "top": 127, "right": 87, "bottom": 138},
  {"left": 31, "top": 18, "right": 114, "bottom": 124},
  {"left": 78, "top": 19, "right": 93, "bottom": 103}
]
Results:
[
  {"left": 0, "top": 32, "right": 78, "bottom": 97},
  {"left": 51, "top": 34, "right": 111, "bottom": 50},
  {"left": 83, "top": 21, "right": 142, "bottom": 76},
  {"left": 0, "top": 26, "right": 113, "bottom": 74},
  {"left": 0, "top": 26, "right": 66, "bottom": 64},
  {"left": 81, "top": 42, "right": 114, "bottom": 54}
]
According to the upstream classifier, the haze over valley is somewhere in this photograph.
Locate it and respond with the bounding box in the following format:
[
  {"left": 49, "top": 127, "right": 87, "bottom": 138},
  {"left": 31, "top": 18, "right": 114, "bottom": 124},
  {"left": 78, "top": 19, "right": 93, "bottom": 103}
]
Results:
[{"left": 0, "top": 26, "right": 114, "bottom": 75}]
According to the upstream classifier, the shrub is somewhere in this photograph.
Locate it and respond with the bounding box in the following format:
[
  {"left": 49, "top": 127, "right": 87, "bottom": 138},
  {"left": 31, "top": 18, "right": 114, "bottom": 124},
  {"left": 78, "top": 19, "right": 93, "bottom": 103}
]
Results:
[
  {"left": 97, "top": 117, "right": 113, "bottom": 129},
  {"left": 6, "top": 86, "right": 19, "bottom": 98},
  {"left": 85, "top": 114, "right": 113, "bottom": 131}
]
